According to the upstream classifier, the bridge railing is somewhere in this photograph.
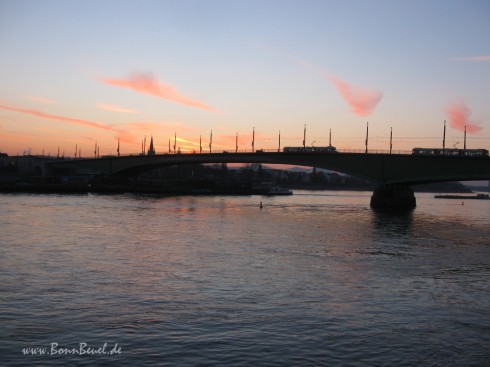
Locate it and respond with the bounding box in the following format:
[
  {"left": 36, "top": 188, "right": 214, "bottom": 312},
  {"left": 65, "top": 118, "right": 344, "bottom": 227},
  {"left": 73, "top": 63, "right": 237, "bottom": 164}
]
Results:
[
  {"left": 116, "top": 148, "right": 412, "bottom": 156},
  {"left": 56, "top": 148, "right": 413, "bottom": 160},
  {"left": 337, "top": 149, "right": 412, "bottom": 155}
]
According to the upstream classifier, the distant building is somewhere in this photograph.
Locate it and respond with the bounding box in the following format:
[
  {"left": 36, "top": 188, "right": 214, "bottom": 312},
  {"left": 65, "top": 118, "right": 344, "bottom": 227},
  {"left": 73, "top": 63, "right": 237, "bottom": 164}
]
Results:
[{"left": 148, "top": 136, "right": 156, "bottom": 156}]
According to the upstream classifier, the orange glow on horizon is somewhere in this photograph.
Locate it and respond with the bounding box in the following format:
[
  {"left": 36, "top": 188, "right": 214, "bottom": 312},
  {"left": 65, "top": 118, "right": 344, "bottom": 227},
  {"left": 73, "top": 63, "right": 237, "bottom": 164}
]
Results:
[
  {"left": 1, "top": 98, "right": 486, "bottom": 156},
  {"left": 0, "top": 101, "right": 147, "bottom": 155}
]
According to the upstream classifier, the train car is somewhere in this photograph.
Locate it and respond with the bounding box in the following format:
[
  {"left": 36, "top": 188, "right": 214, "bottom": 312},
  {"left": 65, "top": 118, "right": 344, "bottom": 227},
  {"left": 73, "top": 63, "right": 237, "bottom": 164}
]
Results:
[
  {"left": 283, "top": 146, "right": 337, "bottom": 153},
  {"left": 412, "top": 148, "right": 489, "bottom": 157}
]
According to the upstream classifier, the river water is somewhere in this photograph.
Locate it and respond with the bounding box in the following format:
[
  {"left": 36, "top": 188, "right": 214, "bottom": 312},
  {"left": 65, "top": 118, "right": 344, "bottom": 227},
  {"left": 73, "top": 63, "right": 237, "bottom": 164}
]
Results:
[{"left": 1, "top": 191, "right": 489, "bottom": 366}]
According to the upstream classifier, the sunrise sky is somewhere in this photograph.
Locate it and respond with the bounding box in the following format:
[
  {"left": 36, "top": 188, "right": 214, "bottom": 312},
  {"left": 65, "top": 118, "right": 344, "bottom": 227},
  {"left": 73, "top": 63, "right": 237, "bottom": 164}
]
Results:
[{"left": 1, "top": 0, "right": 489, "bottom": 156}]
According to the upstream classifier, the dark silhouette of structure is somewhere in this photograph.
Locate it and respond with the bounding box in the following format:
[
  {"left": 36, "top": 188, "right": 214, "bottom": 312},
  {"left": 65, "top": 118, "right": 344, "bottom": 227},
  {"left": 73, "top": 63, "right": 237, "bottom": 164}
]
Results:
[
  {"left": 37, "top": 150, "right": 490, "bottom": 210},
  {"left": 148, "top": 136, "right": 156, "bottom": 156}
]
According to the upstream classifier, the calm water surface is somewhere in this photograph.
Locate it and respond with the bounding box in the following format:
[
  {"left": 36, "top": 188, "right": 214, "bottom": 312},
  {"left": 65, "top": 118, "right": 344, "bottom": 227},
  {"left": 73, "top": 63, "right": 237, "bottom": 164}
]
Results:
[{"left": 1, "top": 191, "right": 489, "bottom": 366}]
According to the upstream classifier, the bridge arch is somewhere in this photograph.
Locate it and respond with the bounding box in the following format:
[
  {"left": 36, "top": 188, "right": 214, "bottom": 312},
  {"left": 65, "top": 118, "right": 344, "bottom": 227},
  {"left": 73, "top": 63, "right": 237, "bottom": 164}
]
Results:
[
  {"left": 46, "top": 152, "right": 490, "bottom": 185},
  {"left": 33, "top": 164, "right": 44, "bottom": 176},
  {"left": 45, "top": 151, "right": 490, "bottom": 210}
]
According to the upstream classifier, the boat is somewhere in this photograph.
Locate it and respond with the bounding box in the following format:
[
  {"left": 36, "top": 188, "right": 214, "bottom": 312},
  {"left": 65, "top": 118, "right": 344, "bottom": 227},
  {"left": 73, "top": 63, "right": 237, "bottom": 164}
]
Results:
[
  {"left": 265, "top": 186, "right": 293, "bottom": 195},
  {"left": 434, "top": 193, "right": 490, "bottom": 200}
]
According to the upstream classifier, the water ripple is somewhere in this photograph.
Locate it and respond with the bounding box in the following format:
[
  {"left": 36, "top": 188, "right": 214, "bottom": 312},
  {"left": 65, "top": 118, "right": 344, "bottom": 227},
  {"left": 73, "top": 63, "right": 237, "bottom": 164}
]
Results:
[{"left": 1, "top": 191, "right": 489, "bottom": 366}]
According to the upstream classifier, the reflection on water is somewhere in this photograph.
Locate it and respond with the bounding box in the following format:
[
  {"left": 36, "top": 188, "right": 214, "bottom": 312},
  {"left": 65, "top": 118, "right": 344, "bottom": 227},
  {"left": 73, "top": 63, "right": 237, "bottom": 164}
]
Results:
[{"left": 1, "top": 191, "right": 489, "bottom": 366}]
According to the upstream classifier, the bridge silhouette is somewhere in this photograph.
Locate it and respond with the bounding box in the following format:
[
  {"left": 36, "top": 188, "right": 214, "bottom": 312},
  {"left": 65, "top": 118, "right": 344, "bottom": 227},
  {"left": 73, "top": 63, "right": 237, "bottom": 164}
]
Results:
[{"left": 44, "top": 150, "right": 490, "bottom": 210}]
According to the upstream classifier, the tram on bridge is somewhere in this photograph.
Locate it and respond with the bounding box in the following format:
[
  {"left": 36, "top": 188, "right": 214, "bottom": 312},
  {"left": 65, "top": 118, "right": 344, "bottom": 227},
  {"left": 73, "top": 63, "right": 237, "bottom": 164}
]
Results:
[
  {"left": 412, "top": 148, "right": 489, "bottom": 157},
  {"left": 282, "top": 146, "right": 338, "bottom": 153}
]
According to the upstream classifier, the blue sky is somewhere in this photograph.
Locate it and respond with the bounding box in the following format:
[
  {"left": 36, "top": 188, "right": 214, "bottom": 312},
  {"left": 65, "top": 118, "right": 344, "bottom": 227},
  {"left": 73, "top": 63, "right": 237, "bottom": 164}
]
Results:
[{"left": 1, "top": 0, "right": 489, "bottom": 156}]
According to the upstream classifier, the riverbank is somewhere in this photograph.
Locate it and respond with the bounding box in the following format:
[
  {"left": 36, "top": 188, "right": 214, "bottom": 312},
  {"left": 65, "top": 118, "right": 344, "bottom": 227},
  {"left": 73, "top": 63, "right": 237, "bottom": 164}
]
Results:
[{"left": 0, "top": 180, "right": 474, "bottom": 195}]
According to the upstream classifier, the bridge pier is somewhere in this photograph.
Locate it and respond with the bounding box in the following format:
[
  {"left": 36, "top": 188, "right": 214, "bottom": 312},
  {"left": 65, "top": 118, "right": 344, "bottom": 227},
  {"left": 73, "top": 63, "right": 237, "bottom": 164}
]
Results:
[{"left": 370, "top": 185, "right": 416, "bottom": 211}]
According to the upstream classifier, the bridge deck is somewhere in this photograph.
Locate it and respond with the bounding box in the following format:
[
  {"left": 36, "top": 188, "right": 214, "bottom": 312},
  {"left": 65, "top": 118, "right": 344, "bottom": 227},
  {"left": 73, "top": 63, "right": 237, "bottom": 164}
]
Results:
[{"left": 44, "top": 150, "right": 490, "bottom": 185}]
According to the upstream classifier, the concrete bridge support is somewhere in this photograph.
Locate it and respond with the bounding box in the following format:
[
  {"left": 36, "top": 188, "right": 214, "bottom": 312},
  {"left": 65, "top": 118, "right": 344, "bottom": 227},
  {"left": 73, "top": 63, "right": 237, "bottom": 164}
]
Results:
[{"left": 370, "top": 185, "right": 416, "bottom": 211}]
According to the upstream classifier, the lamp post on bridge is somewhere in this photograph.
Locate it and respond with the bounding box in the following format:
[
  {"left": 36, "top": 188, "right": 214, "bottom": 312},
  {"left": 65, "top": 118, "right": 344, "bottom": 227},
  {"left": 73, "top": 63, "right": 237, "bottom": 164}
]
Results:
[
  {"left": 303, "top": 124, "right": 306, "bottom": 148},
  {"left": 390, "top": 127, "right": 393, "bottom": 154},
  {"left": 464, "top": 125, "right": 467, "bottom": 150},
  {"left": 365, "top": 122, "right": 369, "bottom": 154},
  {"left": 443, "top": 120, "right": 446, "bottom": 152}
]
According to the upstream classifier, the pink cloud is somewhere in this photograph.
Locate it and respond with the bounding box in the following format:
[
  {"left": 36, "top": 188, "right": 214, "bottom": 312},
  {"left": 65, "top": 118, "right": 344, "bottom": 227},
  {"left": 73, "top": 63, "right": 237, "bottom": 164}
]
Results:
[
  {"left": 268, "top": 49, "right": 383, "bottom": 117},
  {"left": 452, "top": 55, "right": 490, "bottom": 62},
  {"left": 0, "top": 102, "right": 145, "bottom": 149},
  {"left": 0, "top": 103, "right": 118, "bottom": 132},
  {"left": 326, "top": 76, "right": 383, "bottom": 117},
  {"left": 100, "top": 72, "right": 220, "bottom": 113},
  {"left": 445, "top": 101, "right": 483, "bottom": 134},
  {"left": 97, "top": 103, "right": 139, "bottom": 114},
  {"left": 24, "top": 95, "right": 57, "bottom": 104}
]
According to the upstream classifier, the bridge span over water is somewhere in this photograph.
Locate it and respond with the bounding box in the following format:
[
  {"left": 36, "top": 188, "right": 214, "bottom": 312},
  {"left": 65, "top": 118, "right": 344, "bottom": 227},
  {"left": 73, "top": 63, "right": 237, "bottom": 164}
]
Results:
[
  {"left": 46, "top": 150, "right": 490, "bottom": 185},
  {"left": 43, "top": 150, "right": 490, "bottom": 210}
]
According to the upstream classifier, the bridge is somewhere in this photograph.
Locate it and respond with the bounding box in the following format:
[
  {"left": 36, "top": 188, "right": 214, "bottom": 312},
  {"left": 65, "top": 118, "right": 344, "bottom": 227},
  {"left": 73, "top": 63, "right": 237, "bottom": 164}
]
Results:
[{"left": 42, "top": 150, "right": 490, "bottom": 210}]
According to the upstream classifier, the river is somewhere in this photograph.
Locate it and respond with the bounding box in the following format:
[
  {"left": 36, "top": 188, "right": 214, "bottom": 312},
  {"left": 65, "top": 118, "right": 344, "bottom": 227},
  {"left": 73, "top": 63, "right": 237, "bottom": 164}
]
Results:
[{"left": 1, "top": 191, "right": 489, "bottom": 366}]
